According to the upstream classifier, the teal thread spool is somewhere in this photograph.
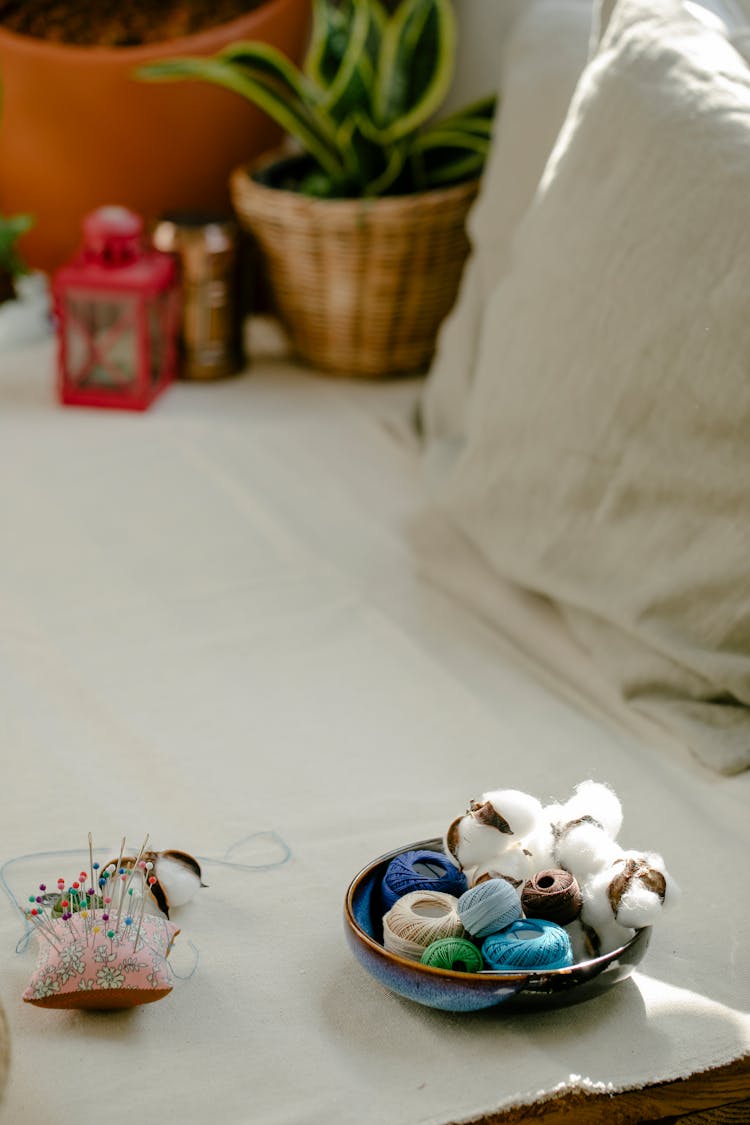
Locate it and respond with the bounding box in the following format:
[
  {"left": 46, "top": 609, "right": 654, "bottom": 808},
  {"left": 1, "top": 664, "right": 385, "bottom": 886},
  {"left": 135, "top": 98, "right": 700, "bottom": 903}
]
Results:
[
  {"left": 481, "top": 919, "right": 574, "bottom": 971},
  {"left": 420, "top": 937, "right": 484, "bottom": 974},
  {"left": 457, "top": 878, "right": 522, "bottom": 938}
]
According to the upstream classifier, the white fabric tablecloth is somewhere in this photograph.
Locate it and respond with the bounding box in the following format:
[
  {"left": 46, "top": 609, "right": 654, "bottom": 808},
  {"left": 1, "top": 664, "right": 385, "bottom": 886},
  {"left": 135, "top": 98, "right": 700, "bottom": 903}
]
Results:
[{"left": 1, "top": 323, "right": 748, "bottom": 1125}]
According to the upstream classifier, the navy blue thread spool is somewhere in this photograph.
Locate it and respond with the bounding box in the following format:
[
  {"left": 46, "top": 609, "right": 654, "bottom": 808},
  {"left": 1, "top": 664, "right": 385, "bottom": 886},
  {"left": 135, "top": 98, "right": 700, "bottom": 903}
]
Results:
[
  {"left": 380, "top": 850, "right": 467, "bottom": 912},
  {"left": 481, "top": 918, "right": 574, "bottom": 971}
]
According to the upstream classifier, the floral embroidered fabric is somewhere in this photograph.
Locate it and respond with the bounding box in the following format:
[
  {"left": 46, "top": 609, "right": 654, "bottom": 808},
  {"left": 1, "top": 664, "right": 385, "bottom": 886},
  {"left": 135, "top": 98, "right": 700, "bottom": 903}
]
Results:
[{"left": 23, "top": 913, "right": 179, "bottom": 1009}]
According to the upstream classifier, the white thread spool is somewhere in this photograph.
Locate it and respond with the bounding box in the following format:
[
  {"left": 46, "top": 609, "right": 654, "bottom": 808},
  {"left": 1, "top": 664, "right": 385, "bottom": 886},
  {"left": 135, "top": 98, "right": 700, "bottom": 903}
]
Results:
[{"left": 383, "top": 891, "right": 464, "bottom": 962}]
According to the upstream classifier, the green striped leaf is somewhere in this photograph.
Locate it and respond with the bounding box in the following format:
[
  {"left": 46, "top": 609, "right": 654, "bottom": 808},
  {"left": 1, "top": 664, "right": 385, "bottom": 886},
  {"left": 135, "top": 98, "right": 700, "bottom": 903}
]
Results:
[
  {"left": 374, "top": 0, "right": 456, "bottom": 142},
  {"left": 411, "top": 127, "right": 487, "bottom": 188},
  {"left": 305, "top": 0, "right": 351, "bottom": 88},
  {"left": 436, "top": 93, "right": 497, "bottom": 129},
  {"left": 320, "top": 0, "right": 382, "bottom": 124},
  {"left": 137, "top": 56, "right": 345, "bottom": 178},
  {"left": 221, "top": 40, "right": 324, "bottom": 106}
]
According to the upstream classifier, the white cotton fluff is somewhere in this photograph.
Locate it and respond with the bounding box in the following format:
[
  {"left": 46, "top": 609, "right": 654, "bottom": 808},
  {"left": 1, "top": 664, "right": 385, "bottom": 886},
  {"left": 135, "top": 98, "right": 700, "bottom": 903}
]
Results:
[
  {"left": 470, "top": 843, "right": 535, "bottom": 888},
  {"left": 444, "top": 815, "right": 508, "bottom": 870},
  {"left": 554, "top": 821, "right": 622, "bottom": 881},
  {"left": 579, "top": 868, "right": 635, "bottom": 954},
  {"left": 480, "top": 789, "right": 544, "bottom": 839},
  {"left": 564, "top": 918, "right": 597, "bottom": 964},
  {"left": 562, "top": 781, "right": 623, "bottom": 839},
  {"left": 153, "top": 854, "right": 202, "bottom": 908},
  {"left": 522, "top": 803, "right": 563, "bottom": 870}
]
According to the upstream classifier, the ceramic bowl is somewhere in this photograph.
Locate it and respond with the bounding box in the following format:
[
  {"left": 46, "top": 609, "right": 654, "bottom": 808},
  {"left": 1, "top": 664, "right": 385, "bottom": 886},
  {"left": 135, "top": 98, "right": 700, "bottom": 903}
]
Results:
[{"left": 344, "top": 837, "right": 651, "bottom": 1013}]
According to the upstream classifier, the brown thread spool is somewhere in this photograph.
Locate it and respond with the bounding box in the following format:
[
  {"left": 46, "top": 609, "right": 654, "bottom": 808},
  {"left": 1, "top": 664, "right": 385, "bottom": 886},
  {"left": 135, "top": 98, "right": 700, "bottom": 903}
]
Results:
[{"left": 521, "top": 869, "right": 582, "bottom": 925}]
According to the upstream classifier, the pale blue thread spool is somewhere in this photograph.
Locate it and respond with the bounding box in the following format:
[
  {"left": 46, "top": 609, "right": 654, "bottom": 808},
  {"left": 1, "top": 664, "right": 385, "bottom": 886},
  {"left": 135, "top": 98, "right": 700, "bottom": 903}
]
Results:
[
  {"left": 380, "top": 850, "right": 467, "bottom": 912},
  {"left": 420, "top": 937, "right": 484, "bottom": 974},
  {"left": 457, "top": 878, "right": 522, "bottom": 938},
  {"left": 481, "top": 919, "right": 574, "bottom": 971}
]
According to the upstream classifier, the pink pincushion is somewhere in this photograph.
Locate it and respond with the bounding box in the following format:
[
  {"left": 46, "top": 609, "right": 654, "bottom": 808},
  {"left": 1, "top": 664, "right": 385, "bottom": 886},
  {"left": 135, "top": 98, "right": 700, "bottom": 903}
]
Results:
[{"left": 23, "top": 913, "right": 179, "bottom": 1010}]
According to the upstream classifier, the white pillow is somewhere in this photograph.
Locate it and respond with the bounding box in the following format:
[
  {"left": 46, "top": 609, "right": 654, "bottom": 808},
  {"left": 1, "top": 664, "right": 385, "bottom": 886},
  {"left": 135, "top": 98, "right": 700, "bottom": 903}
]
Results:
[
  {"left": 425, "top": 0, "right": 750, "bottom": 775},
  {"left": 595, "top": 0, "right": 750, "bottom": 49},
  {"left": 421, "top": 1, "right": 594, "bottom": 469}
]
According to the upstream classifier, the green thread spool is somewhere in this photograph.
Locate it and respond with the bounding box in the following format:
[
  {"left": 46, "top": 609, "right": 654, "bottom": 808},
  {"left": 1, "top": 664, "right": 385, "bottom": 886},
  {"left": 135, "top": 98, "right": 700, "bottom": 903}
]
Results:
[{"left": 421, "top": 937, "right": 484, "bottom": 974}]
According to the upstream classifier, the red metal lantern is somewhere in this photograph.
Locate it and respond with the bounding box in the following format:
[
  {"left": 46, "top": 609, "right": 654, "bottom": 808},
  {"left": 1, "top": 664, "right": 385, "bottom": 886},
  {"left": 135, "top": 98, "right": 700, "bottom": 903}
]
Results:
[{"left": 53, "top": 206, "right": 179, "bottom": 410}]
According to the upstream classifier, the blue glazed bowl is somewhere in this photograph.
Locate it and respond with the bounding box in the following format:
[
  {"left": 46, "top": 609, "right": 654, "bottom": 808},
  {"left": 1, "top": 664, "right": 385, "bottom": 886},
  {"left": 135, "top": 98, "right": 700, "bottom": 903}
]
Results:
[{"left": 344, "top": 837, "right": 651, "bottom": 1013}]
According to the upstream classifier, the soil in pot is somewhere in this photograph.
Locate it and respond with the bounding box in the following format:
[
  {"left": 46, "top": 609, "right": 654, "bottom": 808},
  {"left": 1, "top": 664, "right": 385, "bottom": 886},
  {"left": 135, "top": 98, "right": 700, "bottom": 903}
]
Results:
[{"left": 0, "top": 1, "right": 267, "bottom": 46}]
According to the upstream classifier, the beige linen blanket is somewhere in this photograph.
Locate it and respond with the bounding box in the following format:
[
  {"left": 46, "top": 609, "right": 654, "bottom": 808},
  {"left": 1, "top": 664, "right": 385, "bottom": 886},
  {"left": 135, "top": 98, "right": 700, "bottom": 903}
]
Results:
[{"left": 0, "top": 331, "right": 748, "bottom": 1124}]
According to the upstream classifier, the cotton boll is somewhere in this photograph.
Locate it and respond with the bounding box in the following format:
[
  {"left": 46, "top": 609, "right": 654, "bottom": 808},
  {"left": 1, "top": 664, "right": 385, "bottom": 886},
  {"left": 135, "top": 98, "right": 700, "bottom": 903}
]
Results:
[
  {"left": 562, "top": 781, "right": 623, "bottom": 839},
  {"left": 478, "top": 789, "right": 544, "bottom": 840},
  {"left": 152, "top": 852, "right": 203, "bottom": 910},
  {"left": 470, "top": 843, "right": 535, "bottom": 888},
  {"left": 554, "top": 821, "right": 622, "bottom": 881},
  {"left": 579, "top": 867, "right": 619, "bottom": 933},
  {"left": 607, "top": 851, "right": 678, "bottom": 929},
  {"left": 579, "top": 868, "right": 634, "bottom": 954},
  {"left": 444, "top": 815, "right": 510, "bottom": 871}
]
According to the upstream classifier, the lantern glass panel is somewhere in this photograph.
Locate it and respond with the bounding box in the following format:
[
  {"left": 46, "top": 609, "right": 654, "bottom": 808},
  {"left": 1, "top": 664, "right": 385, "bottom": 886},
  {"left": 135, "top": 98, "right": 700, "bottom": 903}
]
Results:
[{"left": 63, "top": 294, "right": 138, "bottom": 389}]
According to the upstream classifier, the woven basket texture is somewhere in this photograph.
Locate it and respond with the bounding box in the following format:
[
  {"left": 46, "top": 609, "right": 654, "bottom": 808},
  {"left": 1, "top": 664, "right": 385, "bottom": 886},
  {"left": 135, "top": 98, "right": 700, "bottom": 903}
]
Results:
[{"left": 231, "top": 159, "right": 478, "bottom": 376}]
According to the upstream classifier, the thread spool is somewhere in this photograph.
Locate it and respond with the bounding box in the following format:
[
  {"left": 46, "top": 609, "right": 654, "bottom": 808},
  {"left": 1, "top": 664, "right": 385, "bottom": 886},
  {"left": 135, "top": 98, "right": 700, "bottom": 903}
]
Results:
[
  {"left": 380, "top": 849, "right": 467, "bottom": 912},
  {"left": 457, "top": 878, "right": 522, "bottom": 938},
  {"left": 382, "top": 891, "right": 463, "bottom": 962},
  {"left": 420, "top": 937, "right": 484, "bottom": 974},
  {"left": 521, "top": 869, "right": 582, "bottom": 925},
  {"left": 482, "top": 919, "right": 574, "bottom": 971}
]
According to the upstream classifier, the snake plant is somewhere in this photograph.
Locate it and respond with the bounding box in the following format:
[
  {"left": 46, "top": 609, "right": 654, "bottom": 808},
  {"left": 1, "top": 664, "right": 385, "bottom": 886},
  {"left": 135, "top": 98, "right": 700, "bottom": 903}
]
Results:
[
  {"left": 0, "top": 212, "right": 32, "bottom": 302},
  {"left": 139, "top": 0, "right": 496, "bottom": 198}
]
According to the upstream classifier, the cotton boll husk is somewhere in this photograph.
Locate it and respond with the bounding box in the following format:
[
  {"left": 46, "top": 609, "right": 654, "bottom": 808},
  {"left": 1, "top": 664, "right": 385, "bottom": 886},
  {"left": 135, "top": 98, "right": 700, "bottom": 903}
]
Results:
[
  {"left": 470, "top": 843, "right": 535, "bottom": 888},
  {"left": 554, "top": 822, "right": 622, "bottom": 881},
  {"left": 444, "top": 815, "right": 510, "bottom": 871},
  {"left": 153, "top": 854, "right": 202, "bottom": 908},
  {"left": 480, "top": 789, "right": 543, "bottom": 839},
  {"left": 562, "top": 781, "right": 623, "bottom": 839}
]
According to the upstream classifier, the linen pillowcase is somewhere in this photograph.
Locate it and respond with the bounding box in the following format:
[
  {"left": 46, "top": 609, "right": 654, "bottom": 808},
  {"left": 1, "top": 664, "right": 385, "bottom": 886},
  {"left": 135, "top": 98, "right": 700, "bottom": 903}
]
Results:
[
  {"left": 421, "top": 0, "right": 594, "bottom": 471},
  {"left": 427, "top": 0, "right": 750, "bottom": 774},
  {"left": 23, "top": 913, "right": 179, "bottom": 1009},
  {"left": 595, "top": 0, "right": 750, "bottom": 46}
]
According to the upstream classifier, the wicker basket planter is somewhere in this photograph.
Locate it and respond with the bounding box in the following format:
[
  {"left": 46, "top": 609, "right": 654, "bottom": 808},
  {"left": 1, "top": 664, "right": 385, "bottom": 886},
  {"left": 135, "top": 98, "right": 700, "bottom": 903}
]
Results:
[{"left": 230, "top": 153, "right": 478, "bottom": 377}]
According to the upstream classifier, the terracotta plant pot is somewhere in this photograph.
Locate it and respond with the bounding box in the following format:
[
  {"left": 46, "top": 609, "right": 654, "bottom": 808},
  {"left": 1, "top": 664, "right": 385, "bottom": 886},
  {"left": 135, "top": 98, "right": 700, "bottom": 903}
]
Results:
[
  {"left": 0, "top": 0, "right": 310, "bottom": 272},
  {"left": 230, "top": 153, "right": 478, "bottom": 377}
]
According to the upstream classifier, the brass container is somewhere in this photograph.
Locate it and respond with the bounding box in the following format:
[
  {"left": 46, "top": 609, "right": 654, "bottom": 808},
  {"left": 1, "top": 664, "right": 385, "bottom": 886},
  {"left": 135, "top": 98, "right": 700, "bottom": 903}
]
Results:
[{"left": 153, "top": 213, "right": 244, "bottom": 380}]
